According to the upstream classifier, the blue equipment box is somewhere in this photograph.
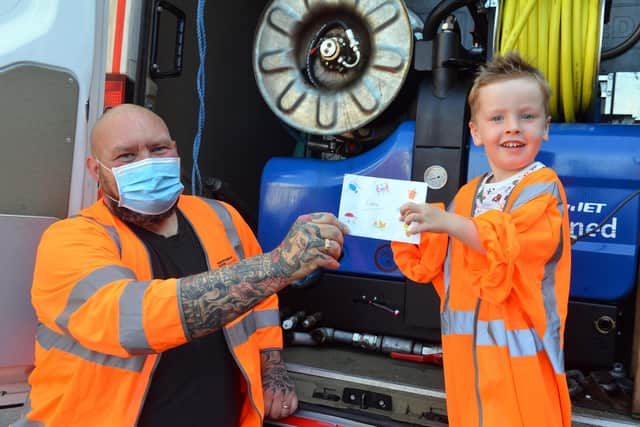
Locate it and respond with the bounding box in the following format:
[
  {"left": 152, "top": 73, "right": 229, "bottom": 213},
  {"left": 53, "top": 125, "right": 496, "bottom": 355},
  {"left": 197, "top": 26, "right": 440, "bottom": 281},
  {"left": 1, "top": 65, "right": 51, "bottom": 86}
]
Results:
[
  {"left": 258, "top": 122, "right": 415, "bottom": 279},
  {"left": 259, "top": 122, "right": 640, "bottom": 302}
]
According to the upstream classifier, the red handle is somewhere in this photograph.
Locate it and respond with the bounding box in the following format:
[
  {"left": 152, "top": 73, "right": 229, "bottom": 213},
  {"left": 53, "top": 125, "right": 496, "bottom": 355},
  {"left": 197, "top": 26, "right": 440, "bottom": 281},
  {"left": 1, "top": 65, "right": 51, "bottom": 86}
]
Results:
[{"left": 390, "top": 352, "right": 443, "bottom": 365}]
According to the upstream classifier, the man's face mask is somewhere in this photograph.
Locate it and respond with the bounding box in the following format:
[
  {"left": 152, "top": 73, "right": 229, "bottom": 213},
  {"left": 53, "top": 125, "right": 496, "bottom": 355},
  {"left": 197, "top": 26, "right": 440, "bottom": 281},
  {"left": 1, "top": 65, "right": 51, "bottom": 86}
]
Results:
[{"left": 97, "top": 157, "right": 184, "bottom": 215}]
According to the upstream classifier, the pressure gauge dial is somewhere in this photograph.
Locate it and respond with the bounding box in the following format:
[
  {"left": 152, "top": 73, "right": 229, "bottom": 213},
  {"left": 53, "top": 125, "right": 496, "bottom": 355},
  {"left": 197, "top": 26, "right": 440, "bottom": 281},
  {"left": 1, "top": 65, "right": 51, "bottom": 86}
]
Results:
[{"left": 424, "top": 165, "right": 447, "bottom": 190}]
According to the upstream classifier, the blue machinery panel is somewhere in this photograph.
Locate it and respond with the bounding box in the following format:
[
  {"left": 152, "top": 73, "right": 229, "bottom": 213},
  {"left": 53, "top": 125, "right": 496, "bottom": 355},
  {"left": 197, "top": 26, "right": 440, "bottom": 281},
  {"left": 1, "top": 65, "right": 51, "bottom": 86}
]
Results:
[
  {"left": 258, "top": 122, "right": 415, "bottom": 278},
  {"left": 259, "top": 122, "right": 640, "bottom": 301}
]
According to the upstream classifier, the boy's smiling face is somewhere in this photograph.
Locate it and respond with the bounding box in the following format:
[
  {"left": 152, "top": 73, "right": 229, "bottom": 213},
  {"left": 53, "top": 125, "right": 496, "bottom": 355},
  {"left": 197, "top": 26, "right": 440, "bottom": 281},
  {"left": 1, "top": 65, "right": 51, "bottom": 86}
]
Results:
[{"left": 469, "top": 77, "right": 551, "bottom": 182}]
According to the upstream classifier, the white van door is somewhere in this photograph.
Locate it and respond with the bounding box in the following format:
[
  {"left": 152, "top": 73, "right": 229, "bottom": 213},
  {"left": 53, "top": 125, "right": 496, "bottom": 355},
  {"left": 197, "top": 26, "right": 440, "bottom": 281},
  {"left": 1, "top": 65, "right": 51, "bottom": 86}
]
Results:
[{"left": 0, "top": 0, "right": 107, "bottom": 416}]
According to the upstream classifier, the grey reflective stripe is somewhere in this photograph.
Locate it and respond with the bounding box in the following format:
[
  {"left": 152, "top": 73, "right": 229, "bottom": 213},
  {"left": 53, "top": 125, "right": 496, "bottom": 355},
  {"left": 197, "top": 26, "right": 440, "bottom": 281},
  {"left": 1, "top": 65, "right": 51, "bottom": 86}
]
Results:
[
  {"left": 176, "top": 278, "right": 191, "bottom": 340},
  {"left": 511, "top": 180, "right": 566, "bottom": 373},
  {"left": 476, "top": 320, "right": 544, "bottom": 357},
  {"left": 509, "top": 181, "right": 561, "bottom": 212},
  {"left": 71, "top": 214, "right": 122, "bottom": 256},
  {"left": 541, "top": 233, "right": 566, "bottom": 374},
  {"left": 442, "top": 312, "right": 546, "bottom": 358},
  {"left": 469, "top": 176, "right": 485, "bottom": 217},
  {"left": 472, "top": 299, "right": 482, "bottom": 427},
  {"left": 12, "top": 418, "right": 43, "bottom": 427},
  {"left": 442, "top": 198, "right": 455, "bottom": 302},
  {"left": 225, "top": 309, "right": 281, "bottom": 348},
  {"left": 119, "top": 280, "right": 154, "bottom": 354},
  {"left": 11, "top": 393, "right": 44, "bottom": 427},
  {"left": 200, "top": 198, "right": 245, "bottom": 259},
  {"left": 442, "top": 241, "right": 452, "bottom": 306},
  {"left": 36, "top": 323, "right": 146, "bottom": 372},
  {"left": 55, "top": 265, "right": 136, "bottom": 333},
  {"left": 222, "top": 309, "right": 281, "bottom": 426},
  {"left": 223, "top": 328, "right": 263, "bottom": 426},
  {"left": 441, "top": 309, "right": 474, "bottom": 335}
]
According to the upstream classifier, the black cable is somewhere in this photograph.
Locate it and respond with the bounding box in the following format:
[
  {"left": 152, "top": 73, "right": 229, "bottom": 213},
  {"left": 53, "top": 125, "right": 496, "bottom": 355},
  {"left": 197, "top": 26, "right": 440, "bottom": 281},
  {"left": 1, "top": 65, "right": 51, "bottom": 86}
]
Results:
[
  {"left": 571, "top": 189, "right": 640, "bottom": 244},
  {"left": 601, "top": 21, "right": 640, "bottom": 60},
  {"left": 305, "top": 20, "right": 349, "bottom": 87}
]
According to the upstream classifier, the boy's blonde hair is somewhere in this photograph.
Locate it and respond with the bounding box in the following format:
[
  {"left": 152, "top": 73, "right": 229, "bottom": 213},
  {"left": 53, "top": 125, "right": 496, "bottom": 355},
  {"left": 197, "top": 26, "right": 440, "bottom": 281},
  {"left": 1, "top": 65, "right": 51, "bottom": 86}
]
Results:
[{"left": 468, "top": 52, "right": 551, "bottom": 118}]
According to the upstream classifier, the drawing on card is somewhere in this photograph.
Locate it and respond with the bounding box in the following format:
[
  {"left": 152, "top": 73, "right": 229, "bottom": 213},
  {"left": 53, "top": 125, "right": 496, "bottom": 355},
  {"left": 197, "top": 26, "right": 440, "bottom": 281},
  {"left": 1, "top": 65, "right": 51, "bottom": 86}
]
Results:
[{"left": 338, "top": 174, "right": 428, "bottom": 243}]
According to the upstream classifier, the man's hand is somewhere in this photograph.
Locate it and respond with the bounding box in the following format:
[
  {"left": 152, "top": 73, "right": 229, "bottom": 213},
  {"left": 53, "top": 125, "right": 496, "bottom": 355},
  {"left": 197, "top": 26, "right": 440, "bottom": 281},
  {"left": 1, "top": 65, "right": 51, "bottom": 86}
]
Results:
[
  {"left": 261, "top": 350, "right": 298, "bottom": 420},
  {"left": 271, "top": 212, "right": 348, "bottom": 283}
]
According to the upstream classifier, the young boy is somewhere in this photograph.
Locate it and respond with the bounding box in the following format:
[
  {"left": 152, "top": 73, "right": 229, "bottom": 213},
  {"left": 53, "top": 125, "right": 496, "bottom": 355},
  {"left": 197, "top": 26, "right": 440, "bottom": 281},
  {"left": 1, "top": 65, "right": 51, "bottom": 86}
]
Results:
[{"left": 391, "top": 52, "right": 572, "bottom": 426}]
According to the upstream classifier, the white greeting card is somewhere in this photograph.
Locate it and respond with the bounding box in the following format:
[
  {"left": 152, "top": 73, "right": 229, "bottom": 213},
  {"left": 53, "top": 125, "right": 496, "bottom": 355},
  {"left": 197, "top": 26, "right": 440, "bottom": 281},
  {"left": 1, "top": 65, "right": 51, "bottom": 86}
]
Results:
[{"left": 338, "top": 174, "right": 428, "bottom": 243}]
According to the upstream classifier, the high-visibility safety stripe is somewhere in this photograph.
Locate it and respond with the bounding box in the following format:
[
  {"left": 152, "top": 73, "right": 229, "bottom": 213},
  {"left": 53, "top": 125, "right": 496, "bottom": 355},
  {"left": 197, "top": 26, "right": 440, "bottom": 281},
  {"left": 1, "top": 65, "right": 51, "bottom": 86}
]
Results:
[
  {"left": 226, "top": 309, "right": 281, "bottom": 348},
  {"left": 476, "top": 320, "right": 544, "bottom": 356},
  {"left": 201, "top": 198, "right": 245, "bottom": 260},
  {"left": 119, "top": 280, "right": 154, "bottom": 354},
  {"left": 541, "top": 234, "right": 565, "bottom": 374},
  {"left": 510, "top": 181, "right": 561, "bottom": 213},
  {"left": 12, "top": 417, "right": 43, "bottom": 427},
  {"left": 441, "top": 308, "right": 474, "bottom": 335},
  {"left": 71, "top": 214, "right": 122, "bottom": 256},
  {"left": 442, "top": 312, "right": 546, "bottom": 357},
  {"left": 36, "top": 323, "right": 146, "bottom": 372},
  {"left": 510, "top": 179, "right": 566, "bottom": 374},
  {"left": 55, "top": 265, "right": 136, "bottom": 333},
  {"left": 11, "top": 393, "right": 44, "bottom": 427}
]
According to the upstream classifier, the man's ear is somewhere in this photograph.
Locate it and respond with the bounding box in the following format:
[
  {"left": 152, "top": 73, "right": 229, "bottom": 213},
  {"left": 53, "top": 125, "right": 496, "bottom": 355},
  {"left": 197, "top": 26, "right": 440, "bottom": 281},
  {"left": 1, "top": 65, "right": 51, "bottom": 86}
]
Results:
[
  {"left": 86, "top": 156, "right": 100, "bottom": 181},
  {"left": 469, "top": 120, "right": 482, "bottom": 146}
]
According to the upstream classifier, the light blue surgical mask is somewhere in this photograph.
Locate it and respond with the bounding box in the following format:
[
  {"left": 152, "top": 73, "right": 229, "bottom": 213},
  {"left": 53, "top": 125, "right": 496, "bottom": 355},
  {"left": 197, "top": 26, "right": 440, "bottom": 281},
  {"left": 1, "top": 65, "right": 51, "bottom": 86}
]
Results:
[{"left": 97, "top": 157, "right": 184, "bottom": 215}]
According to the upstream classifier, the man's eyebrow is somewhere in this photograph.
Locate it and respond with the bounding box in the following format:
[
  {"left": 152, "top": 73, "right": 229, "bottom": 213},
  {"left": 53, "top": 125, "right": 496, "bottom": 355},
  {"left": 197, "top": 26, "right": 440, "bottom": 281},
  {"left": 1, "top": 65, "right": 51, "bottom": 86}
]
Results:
[
  {"left": 149, "top": 138, "right": 174, "bottom": 145},
  {"left": 111, "top": 144, "right": 135, "bottom": 154}
]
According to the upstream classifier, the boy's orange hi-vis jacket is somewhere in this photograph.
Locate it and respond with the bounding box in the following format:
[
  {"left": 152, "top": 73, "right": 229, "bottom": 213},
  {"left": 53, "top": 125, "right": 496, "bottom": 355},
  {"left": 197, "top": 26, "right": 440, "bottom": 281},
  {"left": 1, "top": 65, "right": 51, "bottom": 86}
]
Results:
[
  {"left": 392, "top": 167, "right": 572, "bottom": 427},
  {"left": 18, "top": 195, "right": 281, "bottom": 427}
]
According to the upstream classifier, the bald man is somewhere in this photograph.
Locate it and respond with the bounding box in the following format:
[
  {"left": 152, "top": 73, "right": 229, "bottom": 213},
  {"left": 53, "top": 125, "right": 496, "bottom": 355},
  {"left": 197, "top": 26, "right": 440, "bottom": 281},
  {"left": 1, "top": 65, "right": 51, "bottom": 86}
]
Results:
[{"left": 18, "top": 104, "right": 347, "bottom": 427}]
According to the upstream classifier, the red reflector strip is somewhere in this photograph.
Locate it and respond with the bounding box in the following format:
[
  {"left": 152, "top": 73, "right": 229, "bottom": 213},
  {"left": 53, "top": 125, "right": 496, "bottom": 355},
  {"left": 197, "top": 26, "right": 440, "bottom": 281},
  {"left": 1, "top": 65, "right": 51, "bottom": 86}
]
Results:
[
  {"left": 112, "top": 0, "right": 127, "bottom": 73},
  {"left": 274, "top": 415, "right": 344, "bottom": 427},
  {"left": 104, "top": 74, "right": 127, "bottom": 109}
]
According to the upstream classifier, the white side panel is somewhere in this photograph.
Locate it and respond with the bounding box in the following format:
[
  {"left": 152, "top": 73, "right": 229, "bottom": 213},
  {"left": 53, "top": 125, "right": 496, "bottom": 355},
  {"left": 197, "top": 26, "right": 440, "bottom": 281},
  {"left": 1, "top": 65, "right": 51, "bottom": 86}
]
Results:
[
  {"left": 0, "top": 0, "right": 104, "bottom": 215},
  {"left": 0, "top": 0, "right": 108, "bottom": 408}
]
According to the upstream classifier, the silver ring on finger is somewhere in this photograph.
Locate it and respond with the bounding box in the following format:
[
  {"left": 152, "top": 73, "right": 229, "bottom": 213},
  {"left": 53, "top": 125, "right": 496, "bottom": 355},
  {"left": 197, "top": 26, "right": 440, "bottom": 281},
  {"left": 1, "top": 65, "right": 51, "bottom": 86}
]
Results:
[
  {"left": 324, "top": 238, "right": 331, "bottom": 250},
  {"left": 281, "top": 404, "right": 290, "bottom": 409}
]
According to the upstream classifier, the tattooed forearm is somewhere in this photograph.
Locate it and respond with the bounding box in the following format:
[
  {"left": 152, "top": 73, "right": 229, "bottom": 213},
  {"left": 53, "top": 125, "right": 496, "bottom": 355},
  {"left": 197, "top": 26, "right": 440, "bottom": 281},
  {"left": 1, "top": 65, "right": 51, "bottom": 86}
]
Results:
[
  {"left": 181, "top": 253, "right": 286, "bottom": 338},
  {"left": 261, "top": 350, "right": 295, "bottom": 394},
  {"left": 181, "top": 216, "right": 329, "bottom": 339}
]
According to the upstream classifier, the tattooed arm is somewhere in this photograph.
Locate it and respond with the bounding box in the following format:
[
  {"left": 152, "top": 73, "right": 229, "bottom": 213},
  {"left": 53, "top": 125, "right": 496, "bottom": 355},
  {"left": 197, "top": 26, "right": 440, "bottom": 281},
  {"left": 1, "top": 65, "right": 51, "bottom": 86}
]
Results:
[
  {"left": 180, "top": 212, "right": 347, "bottom": 339},
  {"left": 261, "top": 349, "right": 298, "bottom": 419}
]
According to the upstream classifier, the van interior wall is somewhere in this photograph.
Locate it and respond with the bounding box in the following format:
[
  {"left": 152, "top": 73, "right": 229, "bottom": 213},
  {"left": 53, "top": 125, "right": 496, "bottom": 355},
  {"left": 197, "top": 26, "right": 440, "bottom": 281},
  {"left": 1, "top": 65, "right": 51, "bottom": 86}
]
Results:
[{"left": 152, "top": 0, "right": 294, "bottom": 231}]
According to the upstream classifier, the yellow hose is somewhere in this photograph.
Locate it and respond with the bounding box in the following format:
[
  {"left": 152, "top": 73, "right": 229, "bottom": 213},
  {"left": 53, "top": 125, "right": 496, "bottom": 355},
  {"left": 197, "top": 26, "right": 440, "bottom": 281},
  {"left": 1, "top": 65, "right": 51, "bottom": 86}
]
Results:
[
  {"left": 581, "top": 0, "right": 599, "bottom": 112},
  {"left": 537, "top": 0, "right": 549, "bottom": 80},
  {"left": 498, "top": 0, "right": 601, "bottom": 122},
  {"left": 548, "top": 0, "right": 562, "bottom": 119},
  {"left": 561, "top": 0, "right": 575, "bottom": 122}
]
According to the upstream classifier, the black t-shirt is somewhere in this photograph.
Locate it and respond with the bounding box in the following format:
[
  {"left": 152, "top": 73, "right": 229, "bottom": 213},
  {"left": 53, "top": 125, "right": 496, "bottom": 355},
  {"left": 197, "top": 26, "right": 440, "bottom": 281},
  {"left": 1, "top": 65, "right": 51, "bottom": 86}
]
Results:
[{"left": 133, "top": 210, "right": 241, "bottom": 427}]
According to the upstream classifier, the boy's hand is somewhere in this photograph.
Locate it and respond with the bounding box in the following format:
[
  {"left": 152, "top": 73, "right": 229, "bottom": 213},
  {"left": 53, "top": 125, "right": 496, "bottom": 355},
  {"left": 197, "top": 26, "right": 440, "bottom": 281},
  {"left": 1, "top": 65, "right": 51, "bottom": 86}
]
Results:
[{"left": 399, "top": 202, "right": 449, "bottom": 235}]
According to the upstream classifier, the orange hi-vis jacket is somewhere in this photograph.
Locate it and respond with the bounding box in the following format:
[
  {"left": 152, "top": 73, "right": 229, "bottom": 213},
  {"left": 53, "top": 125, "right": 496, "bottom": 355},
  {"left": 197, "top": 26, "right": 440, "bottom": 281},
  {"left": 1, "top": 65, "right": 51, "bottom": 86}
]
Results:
[
  {"left": 392, "top": 167, "right": 572, "bottom": 427},
  {"left": 17, "top": 195, "right": 282, "bottom": 427}
]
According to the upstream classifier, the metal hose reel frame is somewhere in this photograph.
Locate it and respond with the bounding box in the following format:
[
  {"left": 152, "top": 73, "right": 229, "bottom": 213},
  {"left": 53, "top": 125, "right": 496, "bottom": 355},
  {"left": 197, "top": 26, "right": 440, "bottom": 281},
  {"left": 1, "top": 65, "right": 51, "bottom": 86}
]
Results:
[{"left": 253, "top": 0, "right": 413, "bottom": 136}]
